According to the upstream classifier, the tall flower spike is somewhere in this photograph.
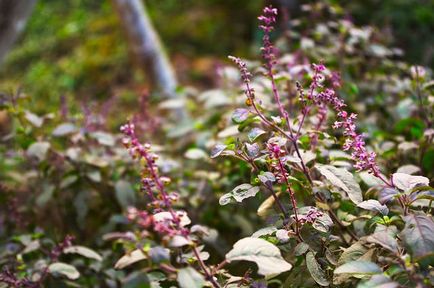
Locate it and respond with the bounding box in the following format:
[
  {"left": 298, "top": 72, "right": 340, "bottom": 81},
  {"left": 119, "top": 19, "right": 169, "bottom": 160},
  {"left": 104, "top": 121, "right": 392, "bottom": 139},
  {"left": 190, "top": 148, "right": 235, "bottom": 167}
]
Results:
[
  {"left": 120, "top": 122, "right": 188, "bottom": 237},
  {"left": 258, "top": 6, "right": 278, "bottom": 70},
  {"left": 310, "top": 63, "right": 380, "bottom": 175},
  {"left": 121, "top": 123, "right": 219, "bottom": 288},
  {"left": 229, "top": 56, "right": 255, "bottom": 102}
]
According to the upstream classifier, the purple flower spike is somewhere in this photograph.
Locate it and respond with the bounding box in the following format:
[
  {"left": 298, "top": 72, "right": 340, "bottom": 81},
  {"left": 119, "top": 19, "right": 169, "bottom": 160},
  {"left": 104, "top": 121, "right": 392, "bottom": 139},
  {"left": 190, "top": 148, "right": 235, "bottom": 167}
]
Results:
[{"left": 310, "top": 63, "right": 380, "bottom": 175}]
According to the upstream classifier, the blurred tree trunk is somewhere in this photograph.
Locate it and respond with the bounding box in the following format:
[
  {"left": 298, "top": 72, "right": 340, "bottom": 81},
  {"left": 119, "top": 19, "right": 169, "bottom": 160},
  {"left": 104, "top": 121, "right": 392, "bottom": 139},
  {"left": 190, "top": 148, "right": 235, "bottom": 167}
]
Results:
[
  {"left": 0, "top": 0, "right": 37, "bottom": 65},
  {"left": 112, "top": 0, "right": 178, "bottom": 99}
]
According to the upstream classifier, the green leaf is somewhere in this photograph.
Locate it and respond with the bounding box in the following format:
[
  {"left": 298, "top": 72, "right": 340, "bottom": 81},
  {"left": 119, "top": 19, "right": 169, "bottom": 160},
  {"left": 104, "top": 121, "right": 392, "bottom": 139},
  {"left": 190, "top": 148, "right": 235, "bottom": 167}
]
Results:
[
  {"left": 217, "top": 125, "right": 239, "bottom": 138},
  {"left": 294, "top": 242, "right": 309, "bottom": 256},
  {"left": 248, "top": 127, "right": 266, "bottom": 142},
  {"left": 87, "top": 170, "right": 101, "bottom": 183},
  {"left": 60, "top": 175, "right": 78, "bottom": 189},
  {"left": 401, "top": 214, "right": 434, "bottom": 260},
  {"left": 48, "top": 262, "right": 80, "bottom": 280},
  {"left": 357, "top": 200, "right": 389, "bottom": 215},
  {"left": 219, "top": 184, "right": 260, "bottom": 205},
  {"left": 27, "top": 142, "right": 50, "bottom": 161},
  {"left": 63, "top": 245, "right": 103, "bottom": 261},
  {"left": 317, "top": 164, "right": 362, "bottom": 204},
  {"left": 306, "top": 252, "right": 330, "bottom": 286},
  {"left": 334, "top": 261, "right": 382, "bottom": 276},
  {"left": 225, "top": 237, "right": 292, "bottom": 276},
  {"left": 245, "top": 142, "right": 260, "bottom": 158},
  {"left": 168, "top": 235, "right": 192, "bottom": 247},
  {"left": 218, "top": 193, "right": 233, "bottom": 206},
  {"left": 52, "top": 123, "right": 77, "bottom": 136},
  {"left": 36, "top": 183, "right": 55, "bottom": 207},
  {"left": 114, "top": 249, "right": 147, "bottom": 269},
  {"left": 298, "top": 150, "right": 317, "bottom": 165},
  {"left": 185, "top": 148, "right": 208, "bottom": 160},
  {"left": 422, "top": 149, "right": 434, "bottom": 172},
  {"left": 115, "top": 180, "right": 136, "bottom": 209},
  {"left": 394, "top": 117, "right": 425, "bottom": 139},
  {"left": 337, "top": 243, "right": 367, "bottom": 266},
  {"left": 258, "top": 172, "right": 276, "bottom": 185},
  {"left": 25, "top": 111, "right": 43, "bottom": 127},
  {"left": 90, "top": 131, "right": 115, "bottom": 146},
  {"left": 392, "top": 173, "right": 429, "bottom": 191},
  {"left": 232, "top": 108, "right": 249, "bottom": 124},
  {"left": 378, "top": 188, "right": 400, "bottom": 204},
  {"left": 359, "top": 171, "right": 384, "bottom": 187},
  {"left": 396, "top": 164, "right": 420, "bottom": 175},
  {"left": 251, "top": 226, "right": 278, "bottom": 238},
  {"left": 357, "top": 274, "right": 399, "bottom": 288},
  {"left": 210, "top": 144, "right": 228, "bottom": 158},
  {"left": 149, "top": 246, "right": 170, "bottom": 263},
  {"left": 177, "top": 267, "right": 206, "bottom": 288},
  {"left": 201, "top": 89, "right": 229, "bottom": 108},
  {"left": 366, "top": 226, "right": 399, "bottom": 253}
]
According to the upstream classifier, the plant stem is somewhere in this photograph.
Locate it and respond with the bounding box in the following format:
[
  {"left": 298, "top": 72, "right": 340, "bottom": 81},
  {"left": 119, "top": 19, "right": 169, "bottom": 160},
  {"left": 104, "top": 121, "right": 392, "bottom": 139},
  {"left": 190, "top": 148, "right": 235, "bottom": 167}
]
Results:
[
  {"left": 276, "top": 157, "right": 300, "bottom": 235},
  {"left": 213, "top": 260, "right": 228, "bottom": 274},
  {"left": 264, "top": 182, "right": 289, "bottom": 219},
  {"left": 240, "top": 154, "right": 290, "bottom": 220},
  {"left": 192, "top": 245, "right": 221, "bottom": 288},
  {"left": 326, "top": 204, "right": 358, "bottom": 242},
  {"left": 414, "top": 67, "right": 431, "bottom": 128}
]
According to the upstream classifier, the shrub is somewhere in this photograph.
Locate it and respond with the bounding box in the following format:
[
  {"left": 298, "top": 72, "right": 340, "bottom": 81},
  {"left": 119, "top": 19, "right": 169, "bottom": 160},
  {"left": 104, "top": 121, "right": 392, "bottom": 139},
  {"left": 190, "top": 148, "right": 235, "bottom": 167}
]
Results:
[
  {"left": 111, "top": 5, "right": 433, "bottom": 288},
  {"left": 1, "top": 3, "right": 433, "bottom": 288}
]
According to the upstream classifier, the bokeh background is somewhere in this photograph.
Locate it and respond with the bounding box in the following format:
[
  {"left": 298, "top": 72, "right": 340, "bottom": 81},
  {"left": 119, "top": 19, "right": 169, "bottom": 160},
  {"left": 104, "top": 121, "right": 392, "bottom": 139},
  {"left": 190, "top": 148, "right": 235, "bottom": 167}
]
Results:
[{"left": 1, "top": 0, "right": 433, "bottom": 112}]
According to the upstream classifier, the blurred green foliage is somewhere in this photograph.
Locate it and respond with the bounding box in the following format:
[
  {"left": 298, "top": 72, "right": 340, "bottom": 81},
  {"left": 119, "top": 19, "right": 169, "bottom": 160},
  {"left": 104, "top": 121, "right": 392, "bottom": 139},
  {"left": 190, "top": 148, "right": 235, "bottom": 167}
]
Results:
[
  {"left": 146, "top": 0, "right": 262, "bottom": 56},
  {"left": 0, "top": 0, "right": 432, "bottom": 111},
  {"left": 0, "top": 0, "right": 262, "bottom": 113},
  {"left": 344, "top": 0, "right": 434, "bottom": 67},
  {"left": 0, "top": 0, "right": 129, "bottom": 110}
]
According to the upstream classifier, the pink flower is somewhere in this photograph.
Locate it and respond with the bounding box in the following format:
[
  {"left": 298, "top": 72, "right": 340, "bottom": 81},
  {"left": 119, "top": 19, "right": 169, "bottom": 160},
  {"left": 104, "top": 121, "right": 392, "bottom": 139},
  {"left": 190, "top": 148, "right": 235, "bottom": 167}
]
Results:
[
  {"left": 121, "top": 122, "right": 188, "bottom": 237},
  {"left": 309, "top": 63, "right": 380, "bottom": 174},
  {"left": 258, "top": 6, "right": 279, "bottom": 70},
  {"left": 228, "top": 56, "right": 255, "bottom": 101}
]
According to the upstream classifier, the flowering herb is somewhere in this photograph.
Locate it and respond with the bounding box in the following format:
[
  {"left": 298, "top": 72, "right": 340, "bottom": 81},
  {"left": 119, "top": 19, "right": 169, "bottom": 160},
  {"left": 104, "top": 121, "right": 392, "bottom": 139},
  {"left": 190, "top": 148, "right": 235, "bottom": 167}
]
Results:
[
  {"left": 214, "top": 5, "right": 433, "bottom": 287},
  {"left": 120, "top": 122, "right": 220, "bottom": 288},
  {"left": 1, "top": 2, "right": 433, "bottom": 288}
]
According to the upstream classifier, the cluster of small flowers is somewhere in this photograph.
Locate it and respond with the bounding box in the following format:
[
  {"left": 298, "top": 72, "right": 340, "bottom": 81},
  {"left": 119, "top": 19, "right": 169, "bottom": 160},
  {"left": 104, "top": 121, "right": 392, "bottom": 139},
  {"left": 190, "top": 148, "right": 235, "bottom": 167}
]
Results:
[
  {"left": 121, "top": 122, "right": 177, "bottom": 210},
  {"left": 310, "top": 71, "right": 340, "bottom": 145},
  {"left": 127, "top": 207, "right": 188, "bottom": 237},
  {"left": 258, "top": 6, "right": 278, "bottom": 69},
  {"left": 228, "top": 56, "right": 255, "bottom": 101},
  {"left": 308, "top": 64, "right": 380, "bottom": 173},
  {"left": 298, "top": 207, "right": 324, "bottom": 225},
  {"left": 0, "top": 268, "right": 36, "bottom": 288},
  {"left": 0, "top": 235, "right": 75, "bottom": 288},
  {"left": 49, "top": 235, "right": 74, "bottom": 261},
  {"left": 297, "top": 63, "right": 326, "bottom": 110},
  {"left": 331, "top": 71, "right": 342, "bottom": 88},
  {"left": 153, "top": 220, "right": 179, "bottom": 237},
  {"left": 333, "top": 112, "right": 378, "bottom": 172},
  {"left": 317, "top": 88, "right": 345, "bottom": 110},
  {"left": 307, "top": 63, "right": 327, "bottom": 99},
  {"left": 127, "top": 207, "right": 153, "bottom": 229},
  {"left": 121, "top": 123, "right": 187, "bottom": 238},
  {"left": 266, "top": 142, "right": 290, "bottom": 183}
]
